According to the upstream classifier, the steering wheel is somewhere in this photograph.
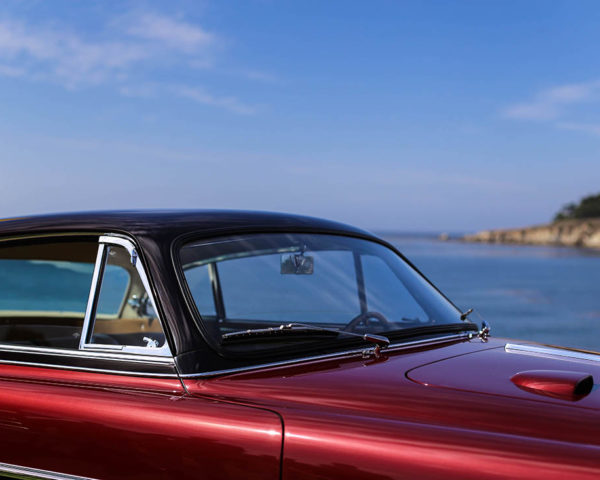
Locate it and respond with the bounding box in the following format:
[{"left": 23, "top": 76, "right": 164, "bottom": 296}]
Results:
[{"left": 342, "top": 311, "right": 392, "bottom": 332}]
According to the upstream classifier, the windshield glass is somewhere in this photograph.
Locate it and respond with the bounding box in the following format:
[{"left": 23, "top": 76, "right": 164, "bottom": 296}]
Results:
[{"left": 179, "top": 234, "right": 465, "bottom": 351}]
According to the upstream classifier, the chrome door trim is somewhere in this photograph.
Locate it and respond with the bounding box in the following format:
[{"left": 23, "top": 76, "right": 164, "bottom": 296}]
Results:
[
  {"left": 0, "top": 358, "right": 179, "bottom": 378},
  {"left": 180, "top": 332, "right": 473, "bottom": 378},
  {"left": 505, "top": 343, "right": 600, "bottom": 363},
  {"left": 0, "top": 461, "right": 97, "bottom": 480},
  {"left": 0, "top": 343, "right": 174, "bottom": 364}
]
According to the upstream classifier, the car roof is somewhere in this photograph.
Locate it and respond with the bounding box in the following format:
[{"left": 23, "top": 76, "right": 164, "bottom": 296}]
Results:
[{"left": 0, "top": 210, "right": 373, "bottom": 241}]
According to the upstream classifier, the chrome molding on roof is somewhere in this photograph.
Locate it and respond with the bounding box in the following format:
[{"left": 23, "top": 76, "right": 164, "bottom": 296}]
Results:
[
  {"left": 0, "top": 461, "right": 97, "bottom": 480},
  {"left": 505, "top": 343, "right": 600, "bottom": 363},
  {"left": 180, "top": 332, "right": 473, "bottom": 378}
]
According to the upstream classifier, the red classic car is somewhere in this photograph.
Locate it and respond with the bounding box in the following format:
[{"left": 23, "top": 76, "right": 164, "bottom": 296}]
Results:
[{"left": 0, "top": 210, "right": 597, "bottom": 480}]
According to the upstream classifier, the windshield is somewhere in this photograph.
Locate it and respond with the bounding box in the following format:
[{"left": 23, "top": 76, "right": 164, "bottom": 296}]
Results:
[{"left": 179, "top": 234, "right": 466, "bottom": 352}]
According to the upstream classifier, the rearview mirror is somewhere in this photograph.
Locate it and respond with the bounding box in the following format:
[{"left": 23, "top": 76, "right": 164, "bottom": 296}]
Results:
[{"left": 281, "top": 253, "right": 314, "bottom": 275}]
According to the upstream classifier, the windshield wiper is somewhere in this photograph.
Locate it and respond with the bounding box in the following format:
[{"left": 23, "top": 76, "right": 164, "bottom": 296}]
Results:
[{"left": 221, "top": 323, "right": 390, "bottom": 349}]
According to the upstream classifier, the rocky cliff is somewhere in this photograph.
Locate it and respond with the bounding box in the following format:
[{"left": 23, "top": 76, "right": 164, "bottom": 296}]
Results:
[{"left": 463, "top": 219, "right": 600, "bottom": 249}]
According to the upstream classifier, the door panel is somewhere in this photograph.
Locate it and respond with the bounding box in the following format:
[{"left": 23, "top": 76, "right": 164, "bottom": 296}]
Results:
[{"left": 0, "top": 364, "right": 282, "bottom": 479}]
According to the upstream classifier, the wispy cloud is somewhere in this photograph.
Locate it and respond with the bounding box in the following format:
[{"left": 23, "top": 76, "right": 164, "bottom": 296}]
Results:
[
  {"left": 503, "top": 81, "right": 600, "bottom": 121},
  {"left": 124, "top": 13, "right": 215, "bottom": 53},
  {"left": 0, "top": 12, "right": 259, "bottom": 114},
  {"left": 171, "top": 85, "right": 257, "bottom": 115},
  {"left": 0, "top": 18, "right": 151, "bottom": 87},
  {"left": 502, "top": 80, "right": 600, "bottom": 136}
]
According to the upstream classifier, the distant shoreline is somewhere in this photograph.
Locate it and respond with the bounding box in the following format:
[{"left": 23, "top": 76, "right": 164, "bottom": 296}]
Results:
[{"left": 460, "top": 219, "right": 600, "bottom": 250}]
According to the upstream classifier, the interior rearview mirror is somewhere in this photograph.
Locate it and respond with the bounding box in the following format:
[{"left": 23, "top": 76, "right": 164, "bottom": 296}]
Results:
[{"left": 281, "top": 253, "right": 314, "bottom": 275}]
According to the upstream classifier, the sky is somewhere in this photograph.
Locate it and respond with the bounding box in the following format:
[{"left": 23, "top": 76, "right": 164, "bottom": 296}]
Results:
[{"left": 1, "top": 0, "right": 599, "bottom": 232}]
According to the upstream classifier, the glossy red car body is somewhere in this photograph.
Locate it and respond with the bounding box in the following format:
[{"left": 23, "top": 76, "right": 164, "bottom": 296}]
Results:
[{"left": 0, "top": 211, "right": 597, "bottom": 480}]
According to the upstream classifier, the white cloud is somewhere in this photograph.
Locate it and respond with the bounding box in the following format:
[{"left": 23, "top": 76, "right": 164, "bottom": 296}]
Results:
[
  {"left": 503, "top": 80, "right": 600, "bottom": 121},
  {"left": 0, "top": 19, "right": 149, "bottom": 87},
  {"left": 0, "top": 20, "right": 57, "bottom": 59},
  {"left": 0, "top": 12, "right": 259, "bottom": 115},
  {"left": 503, "top": 102, "right": 557, "bottom": 121},
  {"left": 125, "top": 13, "right": 215, "bottom": 52},
  {"left": 172, "top": 85, "right": 257, "bottom": 115}
]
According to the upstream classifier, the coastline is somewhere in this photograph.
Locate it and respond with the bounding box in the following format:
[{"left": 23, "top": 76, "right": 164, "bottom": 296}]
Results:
[{"left": 461, "top": 219, "right": 600, "bottom": 249}]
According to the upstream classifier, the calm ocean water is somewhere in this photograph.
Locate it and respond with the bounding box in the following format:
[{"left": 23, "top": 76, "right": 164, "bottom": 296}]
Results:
[{"left": 383, "top": 234, "right": 600, "bottom": 352}]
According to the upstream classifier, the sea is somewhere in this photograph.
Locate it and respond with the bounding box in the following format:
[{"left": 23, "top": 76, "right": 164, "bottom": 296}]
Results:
[{"left": 382, "top": 234, "right": 600, "bottom": 353}]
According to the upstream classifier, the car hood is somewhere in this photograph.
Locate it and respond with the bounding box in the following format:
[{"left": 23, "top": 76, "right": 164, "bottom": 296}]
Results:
[
  {"left": 186, "top": 337, "right": 600, "bottom": 445},
  {"left": 405, "top": 341, "right": 600, "bottom": 405}
]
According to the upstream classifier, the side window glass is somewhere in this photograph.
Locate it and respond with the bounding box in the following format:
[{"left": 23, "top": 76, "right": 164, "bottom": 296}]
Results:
[
  {"left": 0, "top": 241, "right": 98, "bottom": 349},
  {"left": 88, "top": 244, "right": 167, "bottom": 350},
  {"left": 96, "top": 264, "right": 129, "bottom": 315}
]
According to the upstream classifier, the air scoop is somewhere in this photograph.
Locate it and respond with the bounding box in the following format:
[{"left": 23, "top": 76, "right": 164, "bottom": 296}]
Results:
[{"left": 511, "top": 370, "right": 594, "bottom": 401}]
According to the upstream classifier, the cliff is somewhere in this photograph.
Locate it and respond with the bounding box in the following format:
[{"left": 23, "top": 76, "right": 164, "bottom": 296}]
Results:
[{"left": 462, "top": 219, "right": 600, "bottom": 249}]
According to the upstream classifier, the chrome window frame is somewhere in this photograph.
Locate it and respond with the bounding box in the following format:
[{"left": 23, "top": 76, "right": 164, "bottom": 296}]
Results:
[{"left": 79, "top": 235, "right": 172, "bottom": 357}]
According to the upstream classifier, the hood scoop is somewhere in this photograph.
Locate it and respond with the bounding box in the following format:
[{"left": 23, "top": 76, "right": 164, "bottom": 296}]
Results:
[
  {"left": 511, "top": 370, "right": 594, "bottom": 401},
  {"left": 406, "top": 346, "right": 600, "bottom": 407}
]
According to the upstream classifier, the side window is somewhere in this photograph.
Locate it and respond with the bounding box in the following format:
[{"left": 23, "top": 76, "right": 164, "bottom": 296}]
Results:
[
  {"left": 96, "top": 264, "right": 130, "bottom": 315},
  {"left": 0, "top": 240, "right": 98, "bottom": 349},
  {"left": 87, "top": 244, "right": 167, "bottom": 351}
]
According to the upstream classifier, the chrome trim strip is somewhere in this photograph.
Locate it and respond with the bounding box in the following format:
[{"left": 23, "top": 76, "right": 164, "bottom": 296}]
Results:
[
  {"left": 180, "top": 332, "right": 472, "bottom": 378},
  {"left": 0, "top": 343, "right": 174, "bottom": 365},
  {"left": 505, "top": 343, "right": 600, "bottom": 363},
  {"left": 0, "top": 461, "right": 97, "bottom": 480},
  {"left": 80, "top": 243, "right": 106, "bottom": 349},
  {"left": 0, "top": 358, "right": 179, "bottom": 378}
]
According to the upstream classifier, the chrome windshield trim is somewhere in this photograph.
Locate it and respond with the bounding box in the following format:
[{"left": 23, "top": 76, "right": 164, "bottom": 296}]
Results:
[
  {"left": 505, "top": 343, "right": 600, "bottom": 363},
  {"left": 180, "top": 332, "right": 472, "bottom": 378},
  {"left": 0, "top": 358, "right": 179, "bottom": 378},
  {"left": 0, "top": 343, "right": 174, "bottom": 365},
  {"left": 0, "top": 461, "right": 97, "bottom": 480}
]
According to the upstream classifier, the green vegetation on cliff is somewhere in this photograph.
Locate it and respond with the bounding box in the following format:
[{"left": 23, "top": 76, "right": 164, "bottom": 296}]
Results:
[{"left": 554, "top": 193, "right": 600, "bottom": 221}]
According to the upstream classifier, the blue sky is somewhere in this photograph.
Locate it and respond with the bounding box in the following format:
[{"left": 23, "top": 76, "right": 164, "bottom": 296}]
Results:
[{"left": 1, "top": 0, "right": 599, "bottom": 232}]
